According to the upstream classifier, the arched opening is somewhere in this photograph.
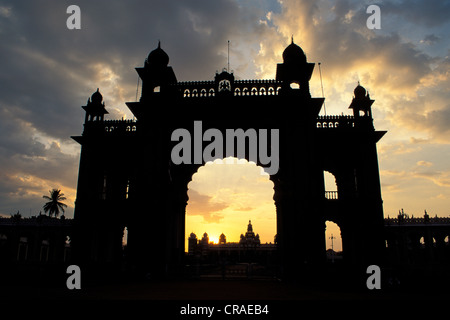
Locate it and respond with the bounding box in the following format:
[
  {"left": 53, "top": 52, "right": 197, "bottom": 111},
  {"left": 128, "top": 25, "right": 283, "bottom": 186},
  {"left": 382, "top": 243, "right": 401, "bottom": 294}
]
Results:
[
  {"left": 64, "top": 236, "right": 71, "bottom": 262},
  {"left": 325, "top": 221, "right": 343, "bottom": 262},
  {"left": 290, "top": 82, "right": 300, "bottom": 89},
  {"left": 122, "top": 226, "right": 128, "bottom": 262},
  {"left": 185, "top": 157, "right": 276, "bottom": 269},
  {"left": 122, "top": 227, "right": 128, "bottom": 248},
  {"left": 420, "top": 236, "right": 425, "bottom": 248},
  {"left": 40, "top": 239, "right": 50, "bottom": 262},
  {"left": 324, "top": 170, "right": 338, "bottom": 200},
  {"left": 17, "top": 237, "right": 28, "bottom": 261},
  {"left": 186, "top": 157, "right": 275, "bottom": 250}
]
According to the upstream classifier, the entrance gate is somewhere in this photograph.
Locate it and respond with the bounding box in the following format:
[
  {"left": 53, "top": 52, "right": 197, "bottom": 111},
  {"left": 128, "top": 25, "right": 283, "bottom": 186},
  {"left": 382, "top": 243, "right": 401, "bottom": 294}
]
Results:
[{"left": 72, "top": 40, "right": 386, "bottom": 280}]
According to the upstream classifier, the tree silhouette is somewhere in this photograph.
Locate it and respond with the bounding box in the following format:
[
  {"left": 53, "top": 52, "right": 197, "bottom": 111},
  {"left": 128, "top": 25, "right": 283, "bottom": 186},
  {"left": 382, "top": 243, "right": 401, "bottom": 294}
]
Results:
[{"left": 43, "top": 189, "right": 67, "bottom": 218}]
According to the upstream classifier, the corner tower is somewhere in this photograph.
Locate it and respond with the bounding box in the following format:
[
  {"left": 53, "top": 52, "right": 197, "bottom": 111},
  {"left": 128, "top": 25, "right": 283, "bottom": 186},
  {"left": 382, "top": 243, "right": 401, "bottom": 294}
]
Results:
[
  {"left": 136, "top": 42, "right": 177, "bottom": 100},
  {"left": 82, "top": 89, "right": 108, "bottom": 123},
  {"left": 276, "top": 38, "right": 315, "bottom": 96}
]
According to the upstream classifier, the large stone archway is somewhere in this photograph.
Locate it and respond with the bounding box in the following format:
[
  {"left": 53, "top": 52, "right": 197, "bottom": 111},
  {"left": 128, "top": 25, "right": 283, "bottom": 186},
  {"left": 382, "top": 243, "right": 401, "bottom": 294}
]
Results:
[{"left": 72, "top": 41, "right": 386, "bottom": 280}]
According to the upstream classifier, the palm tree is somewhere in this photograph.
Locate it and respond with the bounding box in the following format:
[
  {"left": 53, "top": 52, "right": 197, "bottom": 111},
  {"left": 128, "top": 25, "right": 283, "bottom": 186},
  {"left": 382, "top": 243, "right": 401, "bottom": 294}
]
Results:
[{"left": 43, "top": 189, "right": 67, "bottom": 218}]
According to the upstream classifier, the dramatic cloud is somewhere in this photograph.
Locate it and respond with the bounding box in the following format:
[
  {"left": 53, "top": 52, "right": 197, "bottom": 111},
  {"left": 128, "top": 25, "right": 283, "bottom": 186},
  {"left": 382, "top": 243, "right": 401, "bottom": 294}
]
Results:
[
  {"left": 1, "top": 0, "right": 450, "bottom": 222},
  {"left": 186, "top": 189, "right": 229, "bottom": 223}
]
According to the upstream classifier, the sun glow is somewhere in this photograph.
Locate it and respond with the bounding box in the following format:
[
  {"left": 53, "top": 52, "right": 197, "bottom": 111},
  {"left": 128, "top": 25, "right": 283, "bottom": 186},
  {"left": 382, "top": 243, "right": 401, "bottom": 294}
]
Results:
[{"left": 209, "top": 236, "right": 219, "bottom": 244}]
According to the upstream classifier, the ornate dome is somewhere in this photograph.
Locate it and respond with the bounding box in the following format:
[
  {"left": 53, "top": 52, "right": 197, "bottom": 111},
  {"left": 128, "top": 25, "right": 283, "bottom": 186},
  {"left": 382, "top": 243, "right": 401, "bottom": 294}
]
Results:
[
  {"left": 91, "top": 88, "right": 103, "bottom": 104},
  {"left": 282, "top": 38, "right": 307, "bottom": 64},
  {"left": 147, "top": 41, "right": 169, "bottom": 67},
  {"left": 354, "top": 82, "right": 367, "bottom": 99}
]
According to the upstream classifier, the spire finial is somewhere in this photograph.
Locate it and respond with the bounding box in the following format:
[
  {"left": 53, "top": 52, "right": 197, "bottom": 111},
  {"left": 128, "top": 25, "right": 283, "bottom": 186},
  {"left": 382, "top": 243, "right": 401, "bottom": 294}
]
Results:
[
  {"left": 291, "top": 35, "right": 294, "bottom": 44},
  {"left": 158, "top": 40, "right": 161, "bottom": 48}
]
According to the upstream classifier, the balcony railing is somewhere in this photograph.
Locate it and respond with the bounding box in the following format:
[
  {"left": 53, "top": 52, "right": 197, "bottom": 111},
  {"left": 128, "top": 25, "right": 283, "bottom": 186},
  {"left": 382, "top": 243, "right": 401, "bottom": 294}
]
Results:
[{"left": 325, "top": 191, "right": 338, "bottom": 200}]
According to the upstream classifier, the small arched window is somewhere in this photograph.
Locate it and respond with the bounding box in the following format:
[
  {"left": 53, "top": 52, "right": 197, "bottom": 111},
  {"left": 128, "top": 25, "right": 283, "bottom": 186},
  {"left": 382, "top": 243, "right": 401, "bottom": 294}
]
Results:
[{"left": 259, "top": 87, "right": 266, "bottom": 95}]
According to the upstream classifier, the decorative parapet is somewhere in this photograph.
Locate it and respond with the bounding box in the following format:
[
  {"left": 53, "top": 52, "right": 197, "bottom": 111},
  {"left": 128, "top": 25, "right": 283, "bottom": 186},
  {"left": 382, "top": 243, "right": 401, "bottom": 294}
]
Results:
[
  {"left": 83, "top": 119, "right": 138, "bottom": 135},
  {"left": 316, "top": 115, "right": 355, "bottom": 129},
  {"left": 0, "top": 215, "right": 73, "bottom": 227},
  {"left": 384, "top": 215, "right": 450, "bottom": 226},
  {"left": 174, "top": 79, "right": 283, "bottom": 98},
  {"left": 103, "top": 119, "right": 137, "bottom": 134}
]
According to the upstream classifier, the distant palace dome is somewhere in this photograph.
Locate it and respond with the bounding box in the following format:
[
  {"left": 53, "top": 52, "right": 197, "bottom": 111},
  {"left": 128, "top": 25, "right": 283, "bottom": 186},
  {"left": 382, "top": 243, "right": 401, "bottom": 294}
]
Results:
[
  {"left": 147, "top": 41, "right": 169, "bottom": 67},
  {"left": 282, "top": 38, "right": 307, "bottom": 64}
]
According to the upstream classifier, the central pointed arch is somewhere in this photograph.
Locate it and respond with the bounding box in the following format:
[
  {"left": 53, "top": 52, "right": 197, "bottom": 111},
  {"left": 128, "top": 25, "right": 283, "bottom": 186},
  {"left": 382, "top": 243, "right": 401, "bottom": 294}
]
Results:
[{"left": 185, "top": 157, "right": 277, "bottom": 252}]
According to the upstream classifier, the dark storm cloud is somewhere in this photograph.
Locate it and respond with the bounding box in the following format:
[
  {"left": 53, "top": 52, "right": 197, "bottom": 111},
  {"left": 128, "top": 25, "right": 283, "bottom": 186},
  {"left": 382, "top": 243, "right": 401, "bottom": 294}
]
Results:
[
  {"left": 0, "top": 0, "right": 272, "bottom": 216},
  {"left": 421, "top": 34, "right": 441, "bottom": 45},
  {"left": 0, "top": 0, "right": 267, "bottom": 139},
  {"left": 381, "top": 0, "right": 450, "bottom": 28}
]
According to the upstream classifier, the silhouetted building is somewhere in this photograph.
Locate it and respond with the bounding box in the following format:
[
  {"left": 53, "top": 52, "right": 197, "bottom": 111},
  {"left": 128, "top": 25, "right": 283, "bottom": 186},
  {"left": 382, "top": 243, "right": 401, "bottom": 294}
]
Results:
[
  {"left": 0, "top": 215, "right": 73, "bottom": 268},
  {"left": 384, "top": 210, "right": 450, "bottom": 266},
  {"left": 187, "top": 220, "right": 276, "bottom": 265},
  {"left": 239, "top": 220, "right": 261, "bottom": 247},
  {"left": 71, "top": 39, "right": 387, "bottom": 279}
]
